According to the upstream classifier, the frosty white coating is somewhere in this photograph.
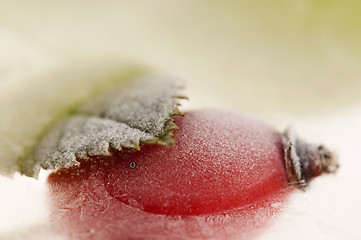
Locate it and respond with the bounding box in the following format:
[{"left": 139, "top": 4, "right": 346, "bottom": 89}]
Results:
[
  {"left": 34, "top": 116, "right": 155, "bottom": 170},
  {"left": 24, "top": 77, "right": 185, "bottom": 177},
  {"left": 79, "top": 76, "right": 185, "bottom": 136}
]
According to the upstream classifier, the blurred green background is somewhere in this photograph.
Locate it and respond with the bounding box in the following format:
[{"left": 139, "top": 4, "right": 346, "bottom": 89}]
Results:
[{"left": 1, "top": 0, "right": 361, "bottom": 117}]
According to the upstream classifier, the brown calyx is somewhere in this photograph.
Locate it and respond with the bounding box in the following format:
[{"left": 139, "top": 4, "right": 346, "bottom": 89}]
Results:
[{"left": 281, "top": 128, "right": 339, "bottom": 189}]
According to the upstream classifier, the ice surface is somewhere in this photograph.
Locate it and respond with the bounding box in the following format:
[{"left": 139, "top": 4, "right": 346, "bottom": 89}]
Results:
[{"left": 25, "top": 77, "right": 185, "bottom": 177}]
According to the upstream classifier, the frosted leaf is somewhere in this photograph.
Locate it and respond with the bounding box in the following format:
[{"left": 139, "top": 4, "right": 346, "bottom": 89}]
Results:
[
  {"left": 36, "top": 117, "right": 154, "bottom": 168},
  {"left": 20, "top": 76, "right": 185, "bottom": 177},
  {"left": 79, "top": 76, "right": 185, "bottom": 138}
]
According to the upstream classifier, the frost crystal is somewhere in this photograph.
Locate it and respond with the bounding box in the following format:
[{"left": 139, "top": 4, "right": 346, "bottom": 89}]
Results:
[{"left": 24, "top": 76, "right": 185, "bottom": 177}]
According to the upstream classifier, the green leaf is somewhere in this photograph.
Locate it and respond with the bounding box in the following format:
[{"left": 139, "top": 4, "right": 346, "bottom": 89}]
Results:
[{"left": 20, "top": 76, "right": 185, "bottom": 177}]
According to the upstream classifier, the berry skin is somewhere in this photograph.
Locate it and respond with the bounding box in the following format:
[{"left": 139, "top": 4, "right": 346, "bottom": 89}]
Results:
[{"left": 48, "top": 109, "right": 338, "bottom": 239}]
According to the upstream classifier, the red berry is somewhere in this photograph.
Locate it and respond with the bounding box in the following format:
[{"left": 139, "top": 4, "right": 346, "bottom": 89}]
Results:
[
  {"left": 47, "top": 109, "right": 337, "bottom": 239},
  {"left": 104, "top": 110, "right": 288, "bottom": 215}
]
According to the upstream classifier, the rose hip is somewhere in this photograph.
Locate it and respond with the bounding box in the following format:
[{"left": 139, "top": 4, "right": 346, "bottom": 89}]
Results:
[
  {"left": 104, "top": 110, "right": 288, "bottom": 215},
  {"left": 48, "top": 109, "right": 338, "bottom": 239}
]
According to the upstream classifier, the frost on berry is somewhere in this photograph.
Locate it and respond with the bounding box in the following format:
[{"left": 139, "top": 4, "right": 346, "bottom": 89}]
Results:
[{"left": 22, "top": 77, "right": 185, "bottom": 177}]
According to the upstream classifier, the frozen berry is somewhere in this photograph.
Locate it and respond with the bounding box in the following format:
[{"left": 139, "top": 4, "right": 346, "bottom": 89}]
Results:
[
  {"left": 101, "top": 109, "right": 337, "bottom": 215},
  {"left": 104, "top": 110, "right": 288, "bottom": 215},
  {"left": 48, "top": 109, "right": 338, "bottom": 239}
]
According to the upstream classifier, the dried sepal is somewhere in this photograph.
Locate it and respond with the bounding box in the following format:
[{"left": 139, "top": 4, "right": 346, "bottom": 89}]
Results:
[
  {"left": 21, "top": 77, "right": 185, "bottom": 177},
  {"left": 282, "top": 127, "right": 339, "bottom": 189}
]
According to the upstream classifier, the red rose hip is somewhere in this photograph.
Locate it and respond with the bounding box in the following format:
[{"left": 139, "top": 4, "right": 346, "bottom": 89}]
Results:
[
  {"left": 48, "top": 109, "right": 338, "bottom": 239},
  {"left": 104, "top": 110, "right": 288, "bottom": 215},
  {"left": 73, "top": 109, "right": 337, "bottom": 216}
]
